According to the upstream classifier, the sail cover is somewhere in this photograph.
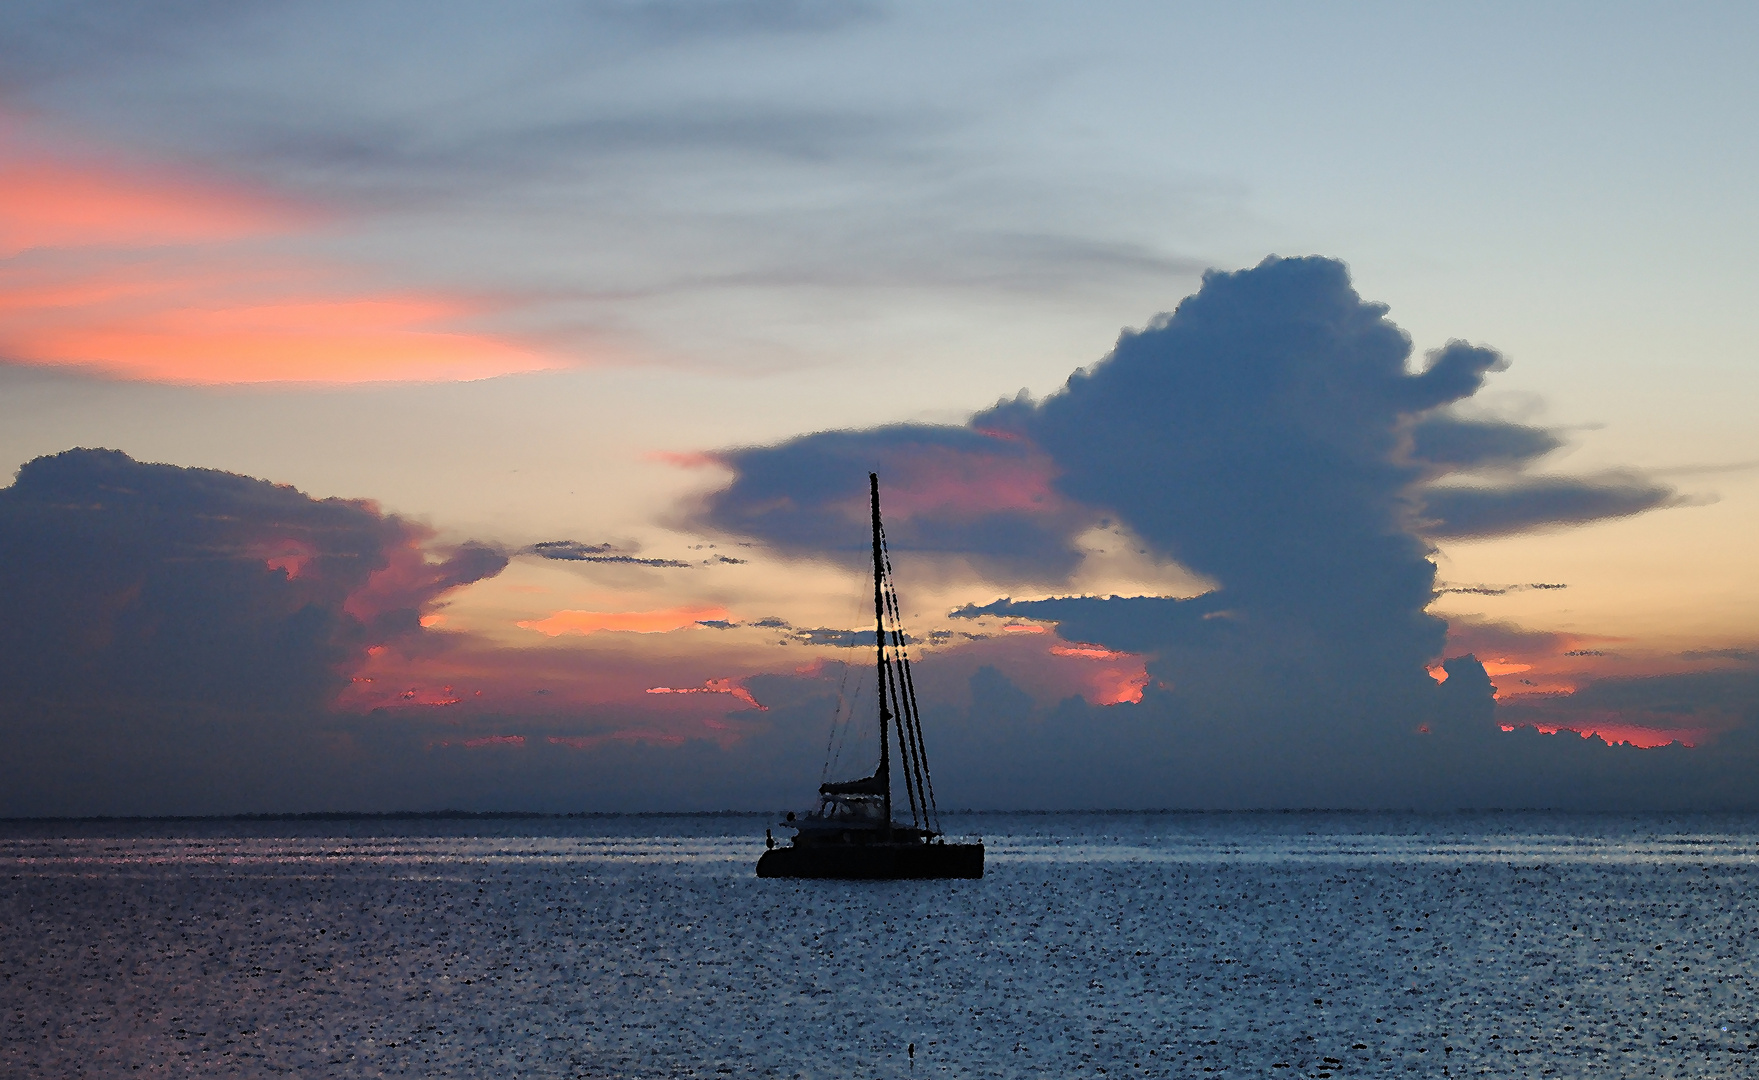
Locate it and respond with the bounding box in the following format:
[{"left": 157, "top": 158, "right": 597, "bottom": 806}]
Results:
[{"left": 819, "top": 773, "right": 887, "bottom": 796}]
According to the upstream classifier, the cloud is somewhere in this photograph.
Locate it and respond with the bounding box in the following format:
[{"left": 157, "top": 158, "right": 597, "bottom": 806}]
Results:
[
  {"left": 0, "top": 447, "right": 519, "bottom": 814},
  {"left": 1681, "top": 648, "right": 1759, "bottom": 663},
  {"left": 0, "top": 115, "right": 565, "bottom": 383},
  {"left": 524, "top": 540, "right": 691, "bottom": 568},
  {"left": 684, "top": 256, "right": 1746, "bottom": 808},
  {"left": 1497, "top": 669, "right": 1759, "bottom": 749},
  {"left": 0, "top": 2, "right": 880, "bottom": 96},
  {"left": 707, "top": 260, "right": 1677, "bottom": 662},
  {"left": 1407, "top": 413, "right": 1562, "bottom": 470},
  {"left": 0, "top": 255, "right": 1738, "bottom": 814},
  {"left": 0, "top": 129, "right": 297, "bottom": 254},
  {"left": 0, "top": 447, "right": 504, "bottom": 709},
  {"left": 1419, "top": 471, "right": 1678, "bottom": 538},
  {"left": 0, "top": 3, "right": 894, "bottom": 203},
  {"left": 1435, "top": 582, "right": 1567, "bottom": 596},
  {"left": 696, "top": 423, "right": 1090, "bottom": 577},
  {"left": 1440, "top": 617, "right": 1581, "bottom": 660}
]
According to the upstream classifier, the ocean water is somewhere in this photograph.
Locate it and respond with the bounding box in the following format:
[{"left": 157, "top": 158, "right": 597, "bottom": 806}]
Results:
[{"left": 4, "top": 812, "right": 1758, "bottom": 1078}]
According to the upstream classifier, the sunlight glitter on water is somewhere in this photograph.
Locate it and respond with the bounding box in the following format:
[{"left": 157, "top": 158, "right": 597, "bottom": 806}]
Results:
[{"left": 5, "top": 813, "right": 1759, "bottom": 1077}]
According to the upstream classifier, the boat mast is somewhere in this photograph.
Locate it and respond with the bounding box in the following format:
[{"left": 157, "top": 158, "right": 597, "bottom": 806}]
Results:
[{"left": 869, "top": 472, "right": 892, "bottom": 838}]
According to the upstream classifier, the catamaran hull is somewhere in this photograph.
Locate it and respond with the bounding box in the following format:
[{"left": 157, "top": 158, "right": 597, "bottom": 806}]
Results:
[{"left": 756, "top": 843, "right": 983, "bottom": 880}]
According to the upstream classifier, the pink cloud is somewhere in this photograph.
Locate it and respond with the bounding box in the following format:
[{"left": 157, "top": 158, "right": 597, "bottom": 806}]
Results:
[
  {"left": 850, "top": 441, "right": 1067, "bottom": 523},
  {"left": 646, "top": 678, "right": 767, "bottom": 710},
  {"left": 0, "top": 121, "right": 304, "bottom": 254},
  {"left": 462, "top": 734, "right": 525, "bottom": 749},
  {"left": 0, "top": 114, "right": 565, "bottom": 384}
]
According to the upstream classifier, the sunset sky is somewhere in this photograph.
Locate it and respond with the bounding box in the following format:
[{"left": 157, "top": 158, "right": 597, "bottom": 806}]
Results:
[{"left": 3, "top": 2, "right": 1756, "bottom": 815}]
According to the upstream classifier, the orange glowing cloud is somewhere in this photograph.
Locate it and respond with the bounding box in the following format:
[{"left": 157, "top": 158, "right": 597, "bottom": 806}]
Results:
[
  {"left": 1088, "top": 667, "right": 1149, "bottom": 705},
  {"left": 1530, "top": 723, "right": 1706, "bottom": 749},
  {"left": 261, "top": 539, "right": 316, "bottom": 580},
  {"left": 1045, "top": 640, "right": 1148, "bottom": 702},
  {"left": 1050, "top": 643, "right": 1130, "bottom": 661},
  {"left": 1, "top": 268, "right": 562, "bottom": 384},
  {"left": 646, "top": 678, "right": 767, "bottom": 710},
  {"left": 518, "top": 607, "right": 732, "bottom": 636},
  {"left": 0, "top": 117, "right": 564, "bottom": 384},
  {"left": 648, "top": 450, "right": 724, "bottom": 469}
]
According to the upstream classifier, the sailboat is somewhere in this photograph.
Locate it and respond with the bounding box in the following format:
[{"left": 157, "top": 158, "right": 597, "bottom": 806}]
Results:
[{"left": 756, "top": 473, "right": 984, "bottom": 880}]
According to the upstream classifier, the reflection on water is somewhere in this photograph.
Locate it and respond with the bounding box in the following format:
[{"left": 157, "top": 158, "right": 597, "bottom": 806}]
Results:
[
  {"left": 4, "top": 812, "right": 1758, "bottom": 1077},
  {"left": 8, "top": 824, "right": 1759, "bottom": 871}
]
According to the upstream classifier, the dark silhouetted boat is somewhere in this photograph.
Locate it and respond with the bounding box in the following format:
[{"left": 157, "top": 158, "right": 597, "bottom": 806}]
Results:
[{"left": 756, "top": 473, "right": 984, "bottom": 880}]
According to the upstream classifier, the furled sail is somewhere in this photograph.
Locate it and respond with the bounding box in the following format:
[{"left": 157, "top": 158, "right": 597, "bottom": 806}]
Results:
[{"left": 818, "top": 772, "right": 887, "bottom": 796}]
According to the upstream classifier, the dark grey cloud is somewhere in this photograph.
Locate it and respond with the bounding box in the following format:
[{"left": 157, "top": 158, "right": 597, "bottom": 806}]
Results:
[
  {"left": 966, "top": 259, "right": 1491, "bottom": 679},
  {"left": 697, "top": 423, "right": 1090, "bottom": 578},
  {"left": 0, "top": 448, "right": 507, "bottom": 814},
  {"left": 1435, "top": 582, "right": 1568, "bottom": 596},
  {"left": 1420, "top": 471, "right": 1677, "bottom": 539},
  {"left": 789, "top": 628, "right": 914, "bottom": 648},
  {"left": 1408, "top": 413, "right": 1562, "bottom": 469},
  {"left": 525, "top": 541, "right": 691, "bottom": 568},
  {"left": 0, "top": 0, "right": 253, "bottom": 93},
  {"left": 0, "top": 1, "right": 879, "bottom": 94},
  {"left": 0, "top": 448, "right": 507, "bottom": 705},
  {"left": 1681, "top": 648, "right": 1759, "bottom": 663},
  {"left": 0, "top": 1, "right": 898, "bottom": 202}
]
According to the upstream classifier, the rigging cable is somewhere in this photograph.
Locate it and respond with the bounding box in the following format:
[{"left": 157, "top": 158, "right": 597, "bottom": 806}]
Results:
[
  {"left": 820, "top": 649, "right": 858, "bottom": 784},
  {"left": 821, "top": 585, "right": 868, "bottom": 783},
  {"left": 879, "top": 524, "right": 937, "bottom": 834},
  {"left": 885, "top": 646, "right": 922, "bottom": 828}
]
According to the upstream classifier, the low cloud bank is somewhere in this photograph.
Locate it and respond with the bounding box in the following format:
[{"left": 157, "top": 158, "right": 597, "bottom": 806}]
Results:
[{"left": 0, "top": 448, "right": 505, "bottom": 815}]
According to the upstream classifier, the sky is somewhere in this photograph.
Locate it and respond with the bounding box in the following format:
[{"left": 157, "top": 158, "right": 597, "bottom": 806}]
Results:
[{"left": 2, "top": 1, "right": 1756, "bottom": 815}]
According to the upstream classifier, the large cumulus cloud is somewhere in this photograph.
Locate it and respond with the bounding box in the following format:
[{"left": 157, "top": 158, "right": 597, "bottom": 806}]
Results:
[
  {"left": 703, "top": 257, "right": 1677, "bottom": 689},
  {"left": 687, "top": 256, "right": 1748, "bottom": 807}
]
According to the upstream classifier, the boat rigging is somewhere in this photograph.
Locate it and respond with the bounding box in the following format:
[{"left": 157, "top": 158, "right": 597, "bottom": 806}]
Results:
[{"left": 755, "top": 473, "right": 984, "bottom": 879}]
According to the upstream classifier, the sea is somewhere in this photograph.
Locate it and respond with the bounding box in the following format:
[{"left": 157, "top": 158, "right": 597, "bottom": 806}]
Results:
[{"left": 4, "top": 811, "right": 1757, "bottom": 1078}]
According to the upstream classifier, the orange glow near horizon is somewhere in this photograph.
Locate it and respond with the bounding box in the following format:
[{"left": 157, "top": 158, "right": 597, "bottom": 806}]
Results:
[
  {"left": 1507, "top": 721, "right": 1707, "bottom": 749},
  {"left": 518, "top": 607, "right": 733, "bottom": 636},
  {"left": 1558, "top": 724, "right": 1702, "bottom": 749}
]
